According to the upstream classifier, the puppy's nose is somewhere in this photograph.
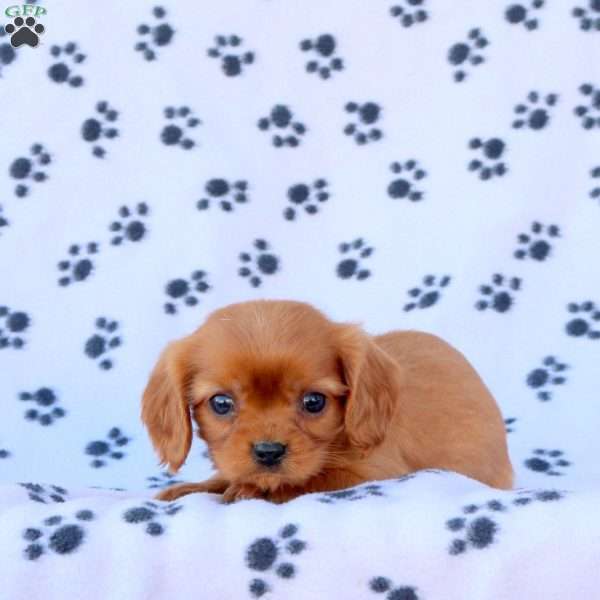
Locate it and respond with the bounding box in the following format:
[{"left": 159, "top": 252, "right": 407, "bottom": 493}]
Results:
[{"left": 252, "top": 441, "right": 287, "bottom": 466}]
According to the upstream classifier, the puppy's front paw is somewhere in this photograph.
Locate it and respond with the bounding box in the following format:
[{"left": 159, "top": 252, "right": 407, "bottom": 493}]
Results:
[
  {"left": 155, "top": 478, "right": 229, "bottom": 502},
  {"left": 267, "top": 487, "right": 302, "bottom": 504},
  {"left": 155, "top": 486, "right": 187, "bottom": 501},
  {"left": 221, "top": 483, "right": 264, "bottom": 503}
]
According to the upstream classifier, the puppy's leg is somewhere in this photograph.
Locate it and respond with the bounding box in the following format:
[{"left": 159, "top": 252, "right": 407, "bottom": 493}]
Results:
[
  {"left": 155, "top": 475, "right": 229, "bottom": 501},
  {"left": 221, "top": 483, "right": 266, "bottom": 504}
]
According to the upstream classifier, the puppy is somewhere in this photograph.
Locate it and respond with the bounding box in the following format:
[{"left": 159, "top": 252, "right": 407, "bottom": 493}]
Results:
[{"left": 142, "top": 300, "right": 513, "bottom": 503}]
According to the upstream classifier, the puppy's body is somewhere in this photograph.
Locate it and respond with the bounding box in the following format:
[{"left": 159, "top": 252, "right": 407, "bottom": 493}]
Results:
[
  {"left": 142, "top": 300, "right": 512, "bottom": 503},
  {"left": 343, "top": 331, "right": 512, "bottom": 490}
]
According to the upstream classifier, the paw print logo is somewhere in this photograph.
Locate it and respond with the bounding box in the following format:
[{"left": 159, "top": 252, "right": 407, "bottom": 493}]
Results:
[
  {"left": 526, "top": 356, "right": 568, "bottom": 401},
  {"left": 0, "top": 205, "right": 8, "bottom": 235},
  {"left": 246, "top": 523, "right": 307, "bottom": 598},
  {"left": 85, "top": 427, "right": 130, "bottom": 468},
  {"left": 81, "top": 101, "right": 119, "bottom": 158},
  {"left": 57, "top": 242, "right": 99, "bottom": 286},
  {"left": 197, "top": 178, "right": 249, "bottom": 212},
  {"left": 504, "top": 417, "right": 517, "bottom": 433},
  {"left": 9, "top": 143, "right": 51, "bottom": 198},
  {"left": 20, "top": 482, "right": 68, "bottom": 504},
  {"left": 109, "top": 203, "right": 149, "bottom": 245},
  {"left": 505, "top": 1, "right": 545, "bottom": 30},
  {"left": 344, "top": 101, "right": 383, "bottom": 145},
  {"left": 525, "top": 449, "right": 571, "bottom": 476},
  {"left": 123, "top": 501, "right": 183, "bottom": 536},
  {"left": 0, "top": 26, "right": 17, "bottom": 75},
  {"left": 208, "top": 35, "right": 255, "bottom": 76},
  {"left": 589, "top": 165, "right": 600, "bottom": 202},
  {"left": 161, "top": 106, "right": 201, "bottom": 149},
  {"left": 4, "top": 15, "right": 44, "bottom": 47},
  {"left": 565, "top": 301, "right": 600, "bottom": 339},
  {"left": 572, "top": 2, "right": 600, "bottom": 31},
  {"left": 299, "top": 34, "right": 343, "bottom": 79},
  {"left": 84, "top": 317, "right": 122, "bottom": 370},
  {"left": 475, "top": 274, "right": 521, "bottom": 313},
  {"left": 468, "top": 137, "right": 507, "bottom": 180},
  {"left": 404, "top": 275, "right": 451, "bottom": 311},
  {"left": 19, "top": 387, "right": 66, "bottom": 426},
  {"left": 317, "top": 483, "right": 384, "bottom": 504},
  {"left": 336, "top": 238, "right": 374, "bottom": 281},
  {"left": 257, "top": 105, "right": 307, "bottom": 148},
  {"left": 512, "top": 91, "right": 558, "bottom": 130},
  {"left": 23, "top": 510, "right": 94, "bottom": 560},
  {"left": 238, "top": 239, "right": 280, "bottom": 288},
  {"left": 387, "top": 160, "right": 427, "bottom": 201},
  {"left": 135, "top": 6, "right": 174, "bottom": 61},
  {"left": 369, "top": 577, "right": 420, "bottom": 600},
  {"left": 514, "top": 222, "right": 559, "bottom": 261},
  {"left": 574, "top": 83, "right": 600, "bottom": 129},
  {"left": 164, "top": 270, "right": 210, "bottom": 314},
  {"left": 48, "top": 42, "right": 85, "bottom": 87},
  {"left": 284, "top": 179, "right": 329, "bottom": 221},
  {"left": 447, "top": 28, "right": 489, "bottom": 82},
  {"left": 0, "top": 305, "right": 30, "bottom": 349},
  {"left": 389, "top": 0, "right": 428, "bottom": 27},
  {"left": 146, "top": 471, "right": 184, "bottom": 490}
]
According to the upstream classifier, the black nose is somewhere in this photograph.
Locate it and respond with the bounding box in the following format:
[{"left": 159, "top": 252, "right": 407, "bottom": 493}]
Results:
[{"left": 252, "top": 441, "right": 287, "bottom": 466}]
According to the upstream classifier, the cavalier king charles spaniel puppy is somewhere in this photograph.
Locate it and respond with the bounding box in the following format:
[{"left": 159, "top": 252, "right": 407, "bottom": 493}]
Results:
[{"left": 142, "top": 300, "right": 513, "bottom": 503}]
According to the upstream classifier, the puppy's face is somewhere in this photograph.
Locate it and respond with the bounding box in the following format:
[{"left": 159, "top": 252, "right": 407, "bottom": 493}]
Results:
[
  {"left": 190, "top": 331, "right": 347, "bottom": 490},
  {"left": 142, "top": 300, "right": 400, "bottom": 492}
]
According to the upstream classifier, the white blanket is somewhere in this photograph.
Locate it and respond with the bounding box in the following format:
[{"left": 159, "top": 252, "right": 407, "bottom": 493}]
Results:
[
  {"left": 1, "top": 1, "right": 600, "bottom": 598},
  {"left": 2, "top": 471, "right": 599, "bottom": 600}
]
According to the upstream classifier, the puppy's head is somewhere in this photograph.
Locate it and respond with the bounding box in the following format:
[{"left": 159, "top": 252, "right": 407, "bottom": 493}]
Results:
[{"left": 141, "top": 300, "right": 400, "bottom": 491}]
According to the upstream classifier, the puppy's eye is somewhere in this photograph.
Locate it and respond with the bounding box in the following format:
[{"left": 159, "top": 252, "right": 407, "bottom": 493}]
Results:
[
  {"left": 302, "top": 392, "right": 326, "bottom": 414},
  {"left": 209, "top": 394, "right": 235, "bottom": 416}
]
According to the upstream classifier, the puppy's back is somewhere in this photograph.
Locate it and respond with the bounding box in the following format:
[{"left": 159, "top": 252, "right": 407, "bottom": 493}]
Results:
[{"left": 373, "top": 330, "right": 513, "bottom": 489}]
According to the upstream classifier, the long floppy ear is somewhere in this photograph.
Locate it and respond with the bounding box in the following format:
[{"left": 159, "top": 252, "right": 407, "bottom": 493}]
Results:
[
  {"left": 336, "top": 325, "right": 402, "bottom": 450},
  {"left": 141, "top": 339, "right": 194, "bottom": 473}
]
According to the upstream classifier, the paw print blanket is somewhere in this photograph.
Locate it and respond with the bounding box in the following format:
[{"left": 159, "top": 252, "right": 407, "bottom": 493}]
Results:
[
  {"left": 1, "top": 1, "right": 600, "bottom": 598},
  {"left": 1, "top": 472, "right": 599, "bottom": 599}
]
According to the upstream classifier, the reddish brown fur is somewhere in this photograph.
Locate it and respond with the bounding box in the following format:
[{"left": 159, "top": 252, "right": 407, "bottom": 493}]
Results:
[{"left": 141, "top": 300, "right": 513, "bottom": 503}]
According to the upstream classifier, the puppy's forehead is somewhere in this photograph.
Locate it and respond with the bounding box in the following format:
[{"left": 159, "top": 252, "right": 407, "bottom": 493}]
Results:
[{"left": 194, "top": 301, "right": 341, "bottom": 382}]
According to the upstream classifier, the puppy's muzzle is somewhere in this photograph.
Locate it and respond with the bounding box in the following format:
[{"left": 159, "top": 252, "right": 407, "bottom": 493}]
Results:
[{"left": 252, "top": 441, "right": 287, "bottom": 467}]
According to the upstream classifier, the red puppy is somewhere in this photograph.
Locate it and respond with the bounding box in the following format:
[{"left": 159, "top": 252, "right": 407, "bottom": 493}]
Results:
[{"left": 142, "top": 300, "right": 513, "bottom": 502}]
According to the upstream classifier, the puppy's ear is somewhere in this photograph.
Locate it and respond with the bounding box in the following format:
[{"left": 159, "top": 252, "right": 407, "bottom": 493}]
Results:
[
  {"left": 336, "top": 325, "right": 402, "bottom": 450},
  {"left": 141, "top": 339, "right": 194, "bottom": 473}
]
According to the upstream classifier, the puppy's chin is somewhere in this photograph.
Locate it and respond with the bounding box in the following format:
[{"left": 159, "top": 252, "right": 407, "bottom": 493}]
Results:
[
  {"left": 217, "top": 448, "right": 328, "bottom": 493},
  {"left": 227, "top": 464, "right": 317, "bottom": 493},
  {"left": 251, "top": 470, "right": 292, "bottom": 493}
]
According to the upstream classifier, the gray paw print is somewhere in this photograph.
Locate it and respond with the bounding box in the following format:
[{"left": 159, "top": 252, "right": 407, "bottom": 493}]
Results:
[
  {"left": 246, "top": 524, "right": 307, "bottom": 598},
  {"left": 23, "top": 509, "right": 95, "bottom": 560},
  {"left": 123, "top": 501, "right": 183, "bottom": 536},
  {"left": 84, "top": 317, "right": 122, "bottom": 369},
  {"left": 85, "top": 427, "right": 130, "bottom": 468},
  {"left": 238, "top": 239, "right": 280, "bottom": 287},
  {"left": 524, "top": 449, "right": 571, "bottom": 476},
  {"left": 336, "top": 238, "right": 374, "bottom": 280},
  {"left": 475, "top": 274, "right": 521, "bottom": 313},
  {"left": 19, "top": 387, "right": 66, "bottom": 426},
  {"left": 565, "top": 301, "right": 600, "bottom": 339},
  {"left": 404, "top": 275, "right": 450, "bottom": 311}
]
